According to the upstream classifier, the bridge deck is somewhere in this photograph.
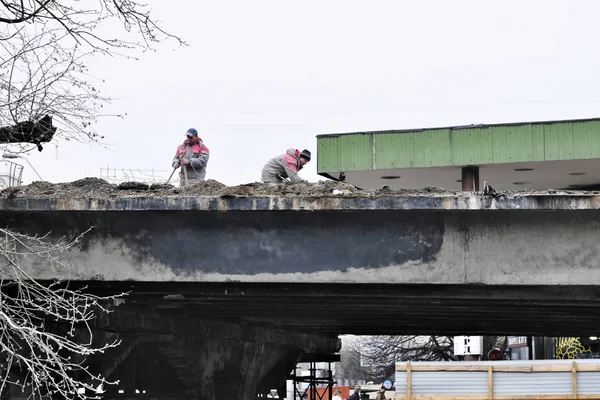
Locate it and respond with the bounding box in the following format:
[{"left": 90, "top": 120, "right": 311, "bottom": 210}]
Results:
[
  {"left": 1, "top": 191, "right": 600, "bottom": 211},
  {"left": 2, "top": 181, "right": 600, "bottom": 336}
]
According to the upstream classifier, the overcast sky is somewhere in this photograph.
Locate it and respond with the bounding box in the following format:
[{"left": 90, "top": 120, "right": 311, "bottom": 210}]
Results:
[{"left": 13, "top": 0, "right": 600, "bottom": 185}]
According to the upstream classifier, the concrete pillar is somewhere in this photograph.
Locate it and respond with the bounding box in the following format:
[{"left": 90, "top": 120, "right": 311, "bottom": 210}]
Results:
[{"left": 461, "top": 166, "right": 479, "bottom": 191}]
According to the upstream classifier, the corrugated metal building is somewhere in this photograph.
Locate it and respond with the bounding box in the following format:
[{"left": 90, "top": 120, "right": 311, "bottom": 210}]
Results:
[
  {"left": 316, "top": 117, "right": 600, "bottom": 191},
  {"left": 395, "top": 359, "right": 600, "bottom": 399}
]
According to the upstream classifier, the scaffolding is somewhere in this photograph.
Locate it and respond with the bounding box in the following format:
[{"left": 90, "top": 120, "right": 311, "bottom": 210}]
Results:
[{"left": 290, "top": 354, "right": 339, "bottom": 400}]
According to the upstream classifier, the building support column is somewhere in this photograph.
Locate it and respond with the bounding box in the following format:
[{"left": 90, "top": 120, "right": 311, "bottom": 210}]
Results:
[{"left": 462, "top": 166, "right": 480, "bottom": 191}]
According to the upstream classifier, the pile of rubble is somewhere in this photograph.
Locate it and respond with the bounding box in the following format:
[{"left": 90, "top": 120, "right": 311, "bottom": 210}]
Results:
[
  {"left": 2, "top": 178, "right": 593, "bottom": 199},
  {"left": 0, "top": 177, "right": 462, "bottom": 199}
]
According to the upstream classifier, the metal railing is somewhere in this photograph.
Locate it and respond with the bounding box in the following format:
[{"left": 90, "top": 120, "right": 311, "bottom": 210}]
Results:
[{"left": 0, "top": 160, "right": 24, "bottom": 189}]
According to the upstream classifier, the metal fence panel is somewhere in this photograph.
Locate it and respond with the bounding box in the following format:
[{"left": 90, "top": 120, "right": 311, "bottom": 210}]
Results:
[
  {"left": 396, "top": 360, "right": 600, "bottom": 397},
  {"left": 578, "top": 372, "right": 600, "bottom": 395},
  {"left": 493, "top": 372, "right": 571, "bottom": 395}
]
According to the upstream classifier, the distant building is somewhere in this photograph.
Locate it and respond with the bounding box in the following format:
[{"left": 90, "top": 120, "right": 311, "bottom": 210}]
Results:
[{"left": 317, "top": 118, "right": 600, "bottom": 191}]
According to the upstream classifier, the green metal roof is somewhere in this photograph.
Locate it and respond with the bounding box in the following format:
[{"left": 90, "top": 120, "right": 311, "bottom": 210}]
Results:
[{"left": 316, "top": 117, "right": 600, "bottom": 174}]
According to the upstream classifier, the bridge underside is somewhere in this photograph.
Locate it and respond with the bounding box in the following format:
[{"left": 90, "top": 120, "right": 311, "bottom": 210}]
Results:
[
  {"left": 87, "top": 281, "right": 600, "bottom": 337},
  {"left": 5, "top": 280, "right": 590, "bottom": 400}
]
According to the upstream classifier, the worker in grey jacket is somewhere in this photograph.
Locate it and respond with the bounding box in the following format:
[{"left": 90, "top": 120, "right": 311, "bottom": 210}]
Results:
[
  {"left": 261, "top": 148, "right": 311, "bottom": 183},
  {"left": 172, "top": 128, "right": 210, "bottom": 186}
]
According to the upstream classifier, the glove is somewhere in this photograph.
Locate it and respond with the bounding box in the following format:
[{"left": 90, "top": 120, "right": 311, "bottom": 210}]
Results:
[
  {"left": 181, "top": 158, "right": 189, "bottom": 165},
  {"left": 173, "top": 163, "right": 180, "bottom": 169}
]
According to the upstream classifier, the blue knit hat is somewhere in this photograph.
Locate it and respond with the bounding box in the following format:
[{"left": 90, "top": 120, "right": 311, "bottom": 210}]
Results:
[{"left": 186, "top": 128, "right": 198, "bottom": 136}]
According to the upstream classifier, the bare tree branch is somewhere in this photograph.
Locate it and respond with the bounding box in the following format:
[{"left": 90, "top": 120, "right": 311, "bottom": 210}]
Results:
[
  {"left": 0, "top": 2, "right": 181, "bottom": 397},
  {"left": 1, "top": 0, "right": 185, "bottom": 49},
  {"left": 0, "top": 227, "right": 127, "bottom": 399},
  {"left": 339, "top": 335, "right": 508, "bottom": 383},
  {"left": 0, "top": 0, "right": 185, "bottom": 149}
]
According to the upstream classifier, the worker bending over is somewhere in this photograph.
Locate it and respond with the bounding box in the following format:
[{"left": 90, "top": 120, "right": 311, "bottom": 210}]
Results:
[
  {"left": 261, "top": 148, "right": 311, "bottom": 183},
  {"left": 172, "top": 128, "right": 210, "bottom": 186}
]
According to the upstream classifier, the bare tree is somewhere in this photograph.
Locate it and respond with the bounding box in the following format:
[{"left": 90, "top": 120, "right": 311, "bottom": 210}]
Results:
[
  {"left": 0, "top": 227, "right": 125, "bottom": 399},
  {"left": 360, "top": 336, "right": 457, "bottom": 365},
  {"left": 0, "top": 2, "right": 182, "bottom": 398},
  {"left": 340, "top": 335, "right": 508, "bottom": 383},
  {"left": 337, "top": 339, "right": 372, "bottom": 384},
  {"left": 0, "top": 0, "right": 185, "bottom": 150}
]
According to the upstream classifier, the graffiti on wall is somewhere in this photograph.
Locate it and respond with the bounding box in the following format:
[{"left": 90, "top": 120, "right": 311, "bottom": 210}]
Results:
[{"left": 555, "top": 337, "right": 592, "bottom": 359}]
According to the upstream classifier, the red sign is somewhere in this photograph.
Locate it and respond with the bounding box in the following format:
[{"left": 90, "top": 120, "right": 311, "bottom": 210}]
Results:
[{"left": 488, "top": 349, "right": 503, "bottom": 360}]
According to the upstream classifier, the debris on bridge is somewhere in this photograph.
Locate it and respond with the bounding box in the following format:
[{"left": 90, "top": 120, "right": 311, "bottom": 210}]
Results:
[{"left": 0, "top": 177, "right": 596, "bottom": 199}]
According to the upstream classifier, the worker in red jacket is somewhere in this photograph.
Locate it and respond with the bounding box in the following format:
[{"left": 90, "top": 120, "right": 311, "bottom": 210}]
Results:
[
  {"left": 171, "top": 128, "right": 210, "bottom": 186},
  {"left": 261, "top": 148, "right": 311, "bottom": 183}
]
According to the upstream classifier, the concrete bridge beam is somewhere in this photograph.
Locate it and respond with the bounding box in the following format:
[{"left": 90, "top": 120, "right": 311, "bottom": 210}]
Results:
[
  {"left": 2, "top": 205, "right": 600, "bottom": 286},
  {"left": 92, "top": 306, "right": 339, "bottom": 400}
]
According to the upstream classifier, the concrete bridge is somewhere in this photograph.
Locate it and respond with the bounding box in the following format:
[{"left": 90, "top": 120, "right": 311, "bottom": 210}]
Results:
[{"left": 1, "top": 188, "right": 600, "bottom": 399}]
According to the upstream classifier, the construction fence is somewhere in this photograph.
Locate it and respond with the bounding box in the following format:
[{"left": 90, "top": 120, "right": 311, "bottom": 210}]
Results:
[{"left": 395, "top": 359, "right": 600, "bottom": 400}]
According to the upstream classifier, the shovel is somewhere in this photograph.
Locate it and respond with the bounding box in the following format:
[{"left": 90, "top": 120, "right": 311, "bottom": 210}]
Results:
[
  {"left": 182, "top": 163, "right": 189, "bottom": 185},
  {"left": 166, "top": 153, "right": 190, "bottom": 185},
  {"left": 167, "top": 164, "right": 189, "bottom": 185},
  {"left": 166, "top": 168, "right": 177, "bottom": 184}
]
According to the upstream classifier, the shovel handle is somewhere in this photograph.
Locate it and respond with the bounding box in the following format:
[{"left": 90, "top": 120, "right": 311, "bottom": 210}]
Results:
[
  {"left": 182, "top": 164, "right": 189, "bottom": 185},
  {"left": 170, "top": 149, "right": 190, "bottom": 185},
  {"left": 166, "top": 168, "right": 177, "bottom": 184}
]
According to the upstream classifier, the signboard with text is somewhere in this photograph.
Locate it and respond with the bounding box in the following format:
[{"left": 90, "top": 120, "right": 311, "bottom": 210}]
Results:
[
  {"left": 454, "top": 336, "right": 483, "bottom": 356},
  {"left": 508, "top": 336, "right": 528, "bottom": 347}
]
